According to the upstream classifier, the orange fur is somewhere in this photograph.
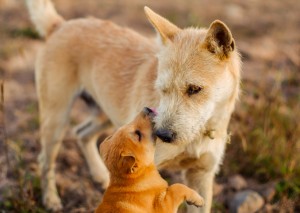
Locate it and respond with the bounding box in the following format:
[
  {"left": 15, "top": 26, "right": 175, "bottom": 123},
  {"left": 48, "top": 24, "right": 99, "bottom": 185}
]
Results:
[{"left": 96, "top": 109, "right": 204, "bottom": 213}]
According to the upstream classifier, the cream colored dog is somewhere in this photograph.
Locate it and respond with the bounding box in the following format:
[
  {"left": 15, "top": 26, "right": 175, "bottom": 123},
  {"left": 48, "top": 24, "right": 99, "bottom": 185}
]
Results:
[{"left": 26, "top": 0, "right": 241, "bottom": 212}]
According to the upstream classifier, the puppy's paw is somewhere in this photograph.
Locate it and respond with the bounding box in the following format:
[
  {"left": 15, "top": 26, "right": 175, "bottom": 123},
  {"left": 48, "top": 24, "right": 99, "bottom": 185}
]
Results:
[
  {"left": 186, "top": 193, "right": 205, "bottom": 208},
  {"left": 43, "top": 192, "right": 63, "bottom": 212}
]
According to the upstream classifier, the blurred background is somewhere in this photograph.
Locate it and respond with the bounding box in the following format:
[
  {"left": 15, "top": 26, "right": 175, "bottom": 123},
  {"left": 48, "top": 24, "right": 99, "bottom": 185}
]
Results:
[{"left": 0, "top": 0, "right": 299, "bottom": 212}]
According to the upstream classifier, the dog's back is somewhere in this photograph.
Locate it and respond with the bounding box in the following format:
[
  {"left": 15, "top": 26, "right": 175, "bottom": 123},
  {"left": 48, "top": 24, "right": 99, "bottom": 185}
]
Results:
[{"left": 34, "top": 16, "right": 159, "bottom": 126}]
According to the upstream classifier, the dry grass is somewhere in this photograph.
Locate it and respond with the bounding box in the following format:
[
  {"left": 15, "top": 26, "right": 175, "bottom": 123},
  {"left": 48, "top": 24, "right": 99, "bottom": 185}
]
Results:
[{"left": 224, "top": 68, "right": 300, "bottom": 205}]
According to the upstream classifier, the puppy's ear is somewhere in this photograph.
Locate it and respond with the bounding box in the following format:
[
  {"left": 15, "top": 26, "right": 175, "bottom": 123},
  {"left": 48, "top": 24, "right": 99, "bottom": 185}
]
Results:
[
  {"left": 203, "top": 20, "right": 235, "bottom": 59},
  {"left": 99, "top": 135, "right": 112, "bottom": 162},
  {"left": 119, "top": 152, "right": 138, "bottom": 174},
  {"left": 144, "top": 6, "right": 181, "bottom": 45}
]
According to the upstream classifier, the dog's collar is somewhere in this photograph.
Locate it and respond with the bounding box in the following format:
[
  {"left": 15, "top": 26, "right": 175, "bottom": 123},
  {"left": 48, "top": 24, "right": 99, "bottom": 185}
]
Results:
[
  {"left": 204, "top": 129, "right": 216, "bottom": 140},
  {"left": 204, "top": 129, "right": 232, "bottom": 144}
]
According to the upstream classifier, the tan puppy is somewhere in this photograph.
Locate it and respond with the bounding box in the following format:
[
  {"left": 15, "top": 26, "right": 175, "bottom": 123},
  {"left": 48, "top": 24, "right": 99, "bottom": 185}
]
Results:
[
  {"left": 96, "top": 107, "right": 204, "bottom": 213},
  {"left": 25, "top": 0, "right": 241, "bottom": 212}
]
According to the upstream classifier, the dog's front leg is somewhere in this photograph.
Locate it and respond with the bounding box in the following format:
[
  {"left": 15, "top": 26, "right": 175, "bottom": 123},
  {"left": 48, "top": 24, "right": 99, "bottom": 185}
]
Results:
[
  {"left": 185, "top": 169, "right": 214, "bottom": 213},
  {"left": 162, "top": 183, "right": 204, "bottom": 212},
  {"left": 184, "top": 152, "right": 217, "bottom": 213}
]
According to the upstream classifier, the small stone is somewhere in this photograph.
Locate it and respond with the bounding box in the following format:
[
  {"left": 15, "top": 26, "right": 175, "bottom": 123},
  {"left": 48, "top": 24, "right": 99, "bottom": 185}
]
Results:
[
  {"left": 230, "top": 190, "right": 264, "bottom": 213},
  {"left": 228, "top": 175, "right": 247, "bottom": 191}
]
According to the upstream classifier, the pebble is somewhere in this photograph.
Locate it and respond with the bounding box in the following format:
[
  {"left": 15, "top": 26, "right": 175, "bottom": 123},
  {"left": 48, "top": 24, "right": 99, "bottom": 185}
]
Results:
[
  {"left": 230, "top": 190, "right": 264, "bottom": 213},
  {"left": 228, "top": 175, "right": 247, "bottom": 191}
]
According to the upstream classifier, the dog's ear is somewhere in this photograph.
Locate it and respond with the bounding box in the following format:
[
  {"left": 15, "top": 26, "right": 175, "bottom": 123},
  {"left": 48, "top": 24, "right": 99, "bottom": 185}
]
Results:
[
  {"left": 119, "top": 152, "right": 138, "bottom": 174},
  {"left": 203, "top": 20, "right": 235, "bottom": 59},
  {"left": 144, "top": 6, "right": 181, "bottom": 44}
]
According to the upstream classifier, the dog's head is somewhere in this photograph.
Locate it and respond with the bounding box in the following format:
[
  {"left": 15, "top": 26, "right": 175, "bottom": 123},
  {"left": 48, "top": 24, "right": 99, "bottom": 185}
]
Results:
[
  {"left": 100, "top": 108, "right": 157, "bottom": 178},
  {"left": 144, "top": 7, "right": 241, "bottom": 144}
]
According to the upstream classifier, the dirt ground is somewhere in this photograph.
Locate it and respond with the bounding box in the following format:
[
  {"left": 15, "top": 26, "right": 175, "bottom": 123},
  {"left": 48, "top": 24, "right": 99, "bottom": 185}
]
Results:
[{"left": 0, "top": 0, "right": 299, "bottom": 212}]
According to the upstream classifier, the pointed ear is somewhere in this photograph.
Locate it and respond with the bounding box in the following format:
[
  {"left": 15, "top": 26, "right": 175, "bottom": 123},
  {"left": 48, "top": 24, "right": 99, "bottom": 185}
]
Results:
[
  {"left": 144, "top": 6, "right": 181, "bottom": 44},
  {"left": 203, "top": 20, "right": 235, "bottom": 59},
  {"left": 119, "top": 152, "right": 138, "bottom": 174}
]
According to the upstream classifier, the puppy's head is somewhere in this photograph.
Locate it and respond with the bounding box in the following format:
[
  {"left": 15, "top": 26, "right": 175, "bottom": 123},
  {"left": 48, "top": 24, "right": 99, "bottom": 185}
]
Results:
[{"left": 100, "top": 107, "right": 157, "bottom": 178}]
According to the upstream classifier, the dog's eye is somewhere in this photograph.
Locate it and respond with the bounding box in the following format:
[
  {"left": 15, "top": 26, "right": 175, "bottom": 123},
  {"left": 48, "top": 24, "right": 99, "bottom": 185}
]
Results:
[
  {"left": 187, "top": 85, "right": 202, "bottom": 96},
  {"left": 135, "top": 130, "right": 142, "bottom": 142}
]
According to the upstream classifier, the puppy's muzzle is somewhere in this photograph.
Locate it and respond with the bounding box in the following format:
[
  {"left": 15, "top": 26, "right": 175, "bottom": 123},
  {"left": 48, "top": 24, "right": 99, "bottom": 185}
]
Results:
[
  {"left": 143, "top": 107, "right": 157, "bottom": 118},
  {"left": 155, "top": 128, "right": 176, "bottom": 143},
  {"left": 143, "top": 107, "right": 158, "bottom": 141}
]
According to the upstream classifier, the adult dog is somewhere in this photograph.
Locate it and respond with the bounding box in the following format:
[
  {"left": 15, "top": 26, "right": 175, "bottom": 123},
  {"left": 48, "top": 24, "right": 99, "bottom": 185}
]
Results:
[{"left": 26, "top": 0, "right": 241, "bottom": 212}]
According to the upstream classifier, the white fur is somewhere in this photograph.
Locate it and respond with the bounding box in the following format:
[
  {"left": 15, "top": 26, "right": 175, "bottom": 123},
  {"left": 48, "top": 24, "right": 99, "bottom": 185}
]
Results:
[{"left": 25, "top": 0, "right": 63, "bottom": 37}]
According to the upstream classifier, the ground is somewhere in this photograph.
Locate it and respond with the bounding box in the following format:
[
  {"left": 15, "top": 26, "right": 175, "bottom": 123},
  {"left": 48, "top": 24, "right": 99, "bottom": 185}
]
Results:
[{"left": 0, "top": 0, "right": 299, "bottom": 212}]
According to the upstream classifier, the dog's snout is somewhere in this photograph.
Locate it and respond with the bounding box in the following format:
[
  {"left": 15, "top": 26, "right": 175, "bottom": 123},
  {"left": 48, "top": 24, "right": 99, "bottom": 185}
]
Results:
[{"left": 155, "top": 129, "right": 176, "bottom": 143}]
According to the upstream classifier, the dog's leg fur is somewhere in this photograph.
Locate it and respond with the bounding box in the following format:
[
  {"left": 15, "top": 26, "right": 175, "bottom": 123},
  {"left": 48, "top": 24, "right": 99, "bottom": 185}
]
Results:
[
  {"left": 77, "top": 135, "right": 110, "bottom": 187},
  {"left": 183, "top": 152, "right": 217, "bottom": 213},
  {"left": 74, "top": 116, "right": 111, "bottom": 187},
  {"left": 185, "top": 170, "right": 214, "bottom": 213},
  {"left": 38, "top": 82, "right": 79, "bottom": 211},
  {"left": 163, "top": 183, "right": 204, "bottom": 210}
]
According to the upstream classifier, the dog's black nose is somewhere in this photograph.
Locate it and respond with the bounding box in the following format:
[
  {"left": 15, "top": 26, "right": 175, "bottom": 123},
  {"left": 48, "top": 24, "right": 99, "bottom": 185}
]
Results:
[{"left": 155, "top": 128, "right": 176, "bottom": 143}]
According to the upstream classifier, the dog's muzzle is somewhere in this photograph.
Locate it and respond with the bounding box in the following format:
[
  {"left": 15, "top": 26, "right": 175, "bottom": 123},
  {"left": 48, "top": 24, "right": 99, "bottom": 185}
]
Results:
[{"left": 155, "top": 128, "right": 176, "bottom": 143}]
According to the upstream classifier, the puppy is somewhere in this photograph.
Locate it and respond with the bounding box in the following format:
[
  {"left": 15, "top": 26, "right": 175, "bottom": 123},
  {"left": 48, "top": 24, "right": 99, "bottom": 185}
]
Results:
[{"left": 96, "top": 107, "right": 204, "bottom": 213}]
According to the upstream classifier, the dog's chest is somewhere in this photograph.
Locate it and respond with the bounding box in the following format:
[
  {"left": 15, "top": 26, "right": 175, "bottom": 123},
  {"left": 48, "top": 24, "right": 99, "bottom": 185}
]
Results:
[{"left": 156, "top": 136, "right": 227, "bottom": 172}]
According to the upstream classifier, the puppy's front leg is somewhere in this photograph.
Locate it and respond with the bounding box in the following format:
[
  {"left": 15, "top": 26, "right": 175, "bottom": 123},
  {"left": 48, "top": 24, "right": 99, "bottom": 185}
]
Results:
[{"left": 164, "top": 183, "right": 204, "bottom": 211}]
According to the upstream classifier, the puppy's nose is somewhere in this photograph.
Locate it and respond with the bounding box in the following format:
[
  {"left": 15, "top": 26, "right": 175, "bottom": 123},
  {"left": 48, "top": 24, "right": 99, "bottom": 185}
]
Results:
[
  {"left": 143, "top": 107, "right": 157, "bottom": 116},
  {"left": 155, "top": 128, "right": 176, "bottom": 143}
]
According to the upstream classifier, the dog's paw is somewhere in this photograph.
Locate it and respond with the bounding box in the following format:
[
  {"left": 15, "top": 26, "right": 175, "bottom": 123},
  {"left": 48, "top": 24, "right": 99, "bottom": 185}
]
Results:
[
  {"left": 91, "top": 171, "right": 110, "bottom": 189},
  {"left": 186, "top": 195, "right": 205, "bottom": 208},
  {"left": 43, "top": 192, "right": 63, "bottom": 212}
]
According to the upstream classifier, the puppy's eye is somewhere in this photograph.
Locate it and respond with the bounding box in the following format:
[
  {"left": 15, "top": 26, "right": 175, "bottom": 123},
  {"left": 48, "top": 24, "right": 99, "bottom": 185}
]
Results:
[
  {"left": 135, "top": 130, "right": 142, "bottom": 142},
  {"left": 187, "top": 85, "right": 202, "bottom": 96}
]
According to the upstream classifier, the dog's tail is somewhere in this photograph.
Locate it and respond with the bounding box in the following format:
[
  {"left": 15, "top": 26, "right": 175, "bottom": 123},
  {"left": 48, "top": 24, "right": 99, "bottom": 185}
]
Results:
[{"left": 25, "top": 0, "right": 64, "bottom": 38}]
